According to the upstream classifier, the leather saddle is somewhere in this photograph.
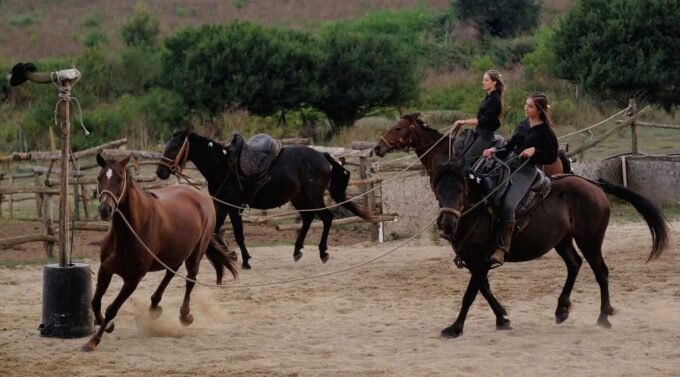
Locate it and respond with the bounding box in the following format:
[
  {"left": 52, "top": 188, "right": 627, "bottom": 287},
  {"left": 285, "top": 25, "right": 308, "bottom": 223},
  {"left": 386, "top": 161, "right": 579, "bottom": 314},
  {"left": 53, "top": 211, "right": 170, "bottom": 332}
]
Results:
[
  {"left": 453, "top": 128, "right": 504, "bottom": 167},
  {"left": 470, "top": 157, "right": 551, "bottom": 232},
  {"left": 515, "top": 169, "right": 551, "bottom": 231},
  {"left": 229, "top": 132, "right": 282, "bottom": 177},
  {"left": 226, "top": 132, "right": 283, "bottom": 205}
]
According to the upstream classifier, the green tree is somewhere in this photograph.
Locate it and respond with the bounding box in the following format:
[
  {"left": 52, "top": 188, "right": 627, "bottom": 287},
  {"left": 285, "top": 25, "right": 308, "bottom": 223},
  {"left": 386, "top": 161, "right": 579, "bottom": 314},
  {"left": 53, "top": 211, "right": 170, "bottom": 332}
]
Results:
[
  {"left": 454, "top": 0, "right": 540, "bottom": 37},
  {"left": 313, "top": 30, "right": 421, "bottom": 132},
  {"left": 522, "top": 26, "right": 556, "bottom": 78},
  {"left": 83, "top": 29, "right": 109, "bottom": 48},
  {"left": 553, "top": 0, "right": 680, "bottom": 107},
  {"left": 161, "top": 22, "right": 320, "bottom": 119},
  {"left": 120, "top": 3, "right": 160, "bottom": 48}
]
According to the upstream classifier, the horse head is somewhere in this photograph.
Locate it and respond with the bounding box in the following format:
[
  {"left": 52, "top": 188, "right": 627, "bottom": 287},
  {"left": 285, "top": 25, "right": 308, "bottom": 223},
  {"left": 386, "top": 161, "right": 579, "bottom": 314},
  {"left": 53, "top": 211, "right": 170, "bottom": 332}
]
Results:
[
  {"left": 432, "top": 155, "right": 468, "bottom": 240},
  {"left": 374, "top": 112, "right": 429, "bottom": 157},
  {"left": 96, "top": 153, "right": 131, "bottom": 221},
  {"left": 156, "top": 127, "right": 190, "bottom": 180}
]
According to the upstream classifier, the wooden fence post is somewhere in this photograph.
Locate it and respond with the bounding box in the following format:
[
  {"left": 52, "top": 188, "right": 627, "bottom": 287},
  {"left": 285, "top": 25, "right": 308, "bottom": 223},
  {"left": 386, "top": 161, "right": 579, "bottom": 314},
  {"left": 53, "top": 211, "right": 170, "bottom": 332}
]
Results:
[
  {"left": 81, "top": 183, "right": 90, "bottom": 220},
  {"left": 42, "top": 193, "right": 55, "bottom": 258},
  {"left": 359, "top": 156, "right": 379, "bottom": 242},
  {"left": 629, "top": 99, "right": 638, "bottom": 155},
  {"left": 35, "top": 170, "right": 43, "bottom": 217},
  {"left": 73, "top": 178, "right": 80, "bottom": 221},
  {"left": 8, "top": 175, "right": 14, "bottom": 219}
]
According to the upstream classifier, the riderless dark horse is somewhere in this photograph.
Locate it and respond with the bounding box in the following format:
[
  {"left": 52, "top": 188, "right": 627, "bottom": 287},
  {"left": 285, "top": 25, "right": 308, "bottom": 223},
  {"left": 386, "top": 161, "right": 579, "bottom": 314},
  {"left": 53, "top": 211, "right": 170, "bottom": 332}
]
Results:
[
  {"left": 82, "top": 154, "right": 238, "bottom": 351},
  {"left": 375, "top": 113, "right": 669, "bottom": 338},
  {"left": 157, "top": 129, "right": 373, "bottom": 269}
]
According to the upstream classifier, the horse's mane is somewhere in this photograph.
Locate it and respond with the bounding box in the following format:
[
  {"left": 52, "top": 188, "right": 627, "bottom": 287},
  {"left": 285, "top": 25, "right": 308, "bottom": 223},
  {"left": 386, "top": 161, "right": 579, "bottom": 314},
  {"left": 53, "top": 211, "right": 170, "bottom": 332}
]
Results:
[
  {"left": 187, "top": 132, "right": 226, "bottom": 148},
  {"left": 401, "top": 113, "right": 445, "bottom": 142},
  {"left": 431, "top": 157, "right": 465, "bottom": 189}
]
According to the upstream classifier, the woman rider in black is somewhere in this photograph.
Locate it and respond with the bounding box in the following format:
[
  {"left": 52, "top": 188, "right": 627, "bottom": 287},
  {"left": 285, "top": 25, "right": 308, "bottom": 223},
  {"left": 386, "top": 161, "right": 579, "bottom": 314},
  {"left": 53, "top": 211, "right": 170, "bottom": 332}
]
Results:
[
  {"left": 482, "top": 92, "right": 559, "bottom": 266},
  {"left": 453, "top": 70, "right": 504, "bottom": 163}
]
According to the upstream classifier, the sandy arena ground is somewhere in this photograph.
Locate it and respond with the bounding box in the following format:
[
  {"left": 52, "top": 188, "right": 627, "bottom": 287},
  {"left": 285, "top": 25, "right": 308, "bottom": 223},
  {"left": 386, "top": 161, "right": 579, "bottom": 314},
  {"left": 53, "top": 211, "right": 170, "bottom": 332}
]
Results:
[{"left": 0, "top": 221, "right": 679, "bottom": 376}]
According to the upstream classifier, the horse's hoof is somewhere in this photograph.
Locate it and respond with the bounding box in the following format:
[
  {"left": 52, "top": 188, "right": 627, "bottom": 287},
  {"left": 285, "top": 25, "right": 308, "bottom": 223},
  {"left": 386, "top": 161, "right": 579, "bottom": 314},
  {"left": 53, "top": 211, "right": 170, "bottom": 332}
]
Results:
[
  {"left": 80, "top": 342, "right": 96, "bottom": 352},
  {"left": 294, "top": 252, "right": 303, "bottom": 262},
  {"left": 496, "top": 318, "right": 512, "bottom": 330},
  {"left": 242, "top": 261, "right": 251, "bottom": 270},
  {"left": 105, "top": 322, "right": 115, "bottom": 333},
  {"left": 555, "top": 307, "right": 570, "bottom": 324},
  {"left": 440, "top": 324, "right": 463, "bottom": 339},
  {"left": 180, "top": 314, "right": 194, "bottom": 326},
  {"left": 149, "top": 306, "right": 163, "bottom": 319},
  {"left": 597, "top": 316, "right": 612, "bottom": 329},
  {"left": 320, "top": 253, "right": 330, "bottom": 264}
]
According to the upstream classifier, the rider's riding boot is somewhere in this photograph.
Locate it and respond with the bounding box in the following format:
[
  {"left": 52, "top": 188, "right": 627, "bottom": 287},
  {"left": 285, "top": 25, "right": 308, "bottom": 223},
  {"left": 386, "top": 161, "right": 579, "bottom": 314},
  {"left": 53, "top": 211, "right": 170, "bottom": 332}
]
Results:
[{"left": 489, "top": 220, "right": 515, "bottom": 266}]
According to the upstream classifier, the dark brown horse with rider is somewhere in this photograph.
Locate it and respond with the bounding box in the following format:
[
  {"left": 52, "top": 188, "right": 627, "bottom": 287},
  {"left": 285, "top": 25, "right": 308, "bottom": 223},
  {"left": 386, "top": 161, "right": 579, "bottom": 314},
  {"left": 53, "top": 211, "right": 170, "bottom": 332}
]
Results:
[{"left": 375, "top": 113, "right": 669, "bottom": 338}]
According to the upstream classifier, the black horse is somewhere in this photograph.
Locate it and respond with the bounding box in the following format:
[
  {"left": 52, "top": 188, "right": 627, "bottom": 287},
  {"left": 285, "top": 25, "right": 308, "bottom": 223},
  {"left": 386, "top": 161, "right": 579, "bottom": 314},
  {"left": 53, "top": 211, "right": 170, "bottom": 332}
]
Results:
[{"left": 156, "top": 129, "right": 373, "bottom": 269}]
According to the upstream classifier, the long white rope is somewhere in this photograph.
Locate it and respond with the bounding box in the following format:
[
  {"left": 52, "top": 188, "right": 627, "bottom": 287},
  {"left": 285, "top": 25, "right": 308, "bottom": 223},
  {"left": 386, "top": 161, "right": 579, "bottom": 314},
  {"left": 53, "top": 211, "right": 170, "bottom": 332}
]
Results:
[
  {"left": 114, "top": 207, "right": 438, "bottom": 288},
  {"left": 113, "top": 156, "right": 529, "bottom": 288},
  {"left": 186, "top": 127, "right": 456, "bottom": 214},
  {"left": 556, "top": 106, "right": 630, "bottom": 140}
]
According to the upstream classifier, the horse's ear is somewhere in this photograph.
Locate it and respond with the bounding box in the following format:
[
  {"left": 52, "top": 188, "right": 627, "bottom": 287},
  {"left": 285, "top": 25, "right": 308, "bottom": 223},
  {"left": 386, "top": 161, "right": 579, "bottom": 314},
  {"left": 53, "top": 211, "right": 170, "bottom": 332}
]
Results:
[
  {"left": 119, "top": 154, "right": 131, "bottom": 167},
  {"left": 183, "top": 127, "right": 191, "bottom": 137},
  {"left": 96, "top": 153, "right": 106, "bottom": 167}
]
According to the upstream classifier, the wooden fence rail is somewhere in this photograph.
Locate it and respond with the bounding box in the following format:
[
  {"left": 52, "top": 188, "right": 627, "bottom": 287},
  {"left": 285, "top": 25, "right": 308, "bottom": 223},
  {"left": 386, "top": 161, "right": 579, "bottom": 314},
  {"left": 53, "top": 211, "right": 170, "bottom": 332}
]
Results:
[{"left": 1, "top": 139, "right": 389, "bottom": 252}]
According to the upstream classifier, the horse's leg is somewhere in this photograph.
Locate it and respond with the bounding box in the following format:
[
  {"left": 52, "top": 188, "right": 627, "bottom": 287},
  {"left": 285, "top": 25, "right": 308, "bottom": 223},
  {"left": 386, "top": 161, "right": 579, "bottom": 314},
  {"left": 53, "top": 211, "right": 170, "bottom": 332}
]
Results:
[
  {"left": 149, "top": 267, "right": 179, "bottom": 319},
  {"left": 316, "top": 209, "right": 334, "bottom": 263},
  {"left": 293, "top": 211, "right": 315, "bottom": 262},
  {"left": 479, "top": 278, "right": 511, "bottom": 330},
  {"left": 554, "top": 237, "right": 583, "bottom": 323},
  {"left": 91, "top": 265, "right": 114, "bottom": 332},
  {"left": 228, "top": 209, "right": 251, "bottom": 269},
  {"left": 578, "top": 241, "right": 615, "bottom": 328},
  {"left": 179, "top": 258, "right": 200, "bottom": 326},
  {"left": 81, "top": 277, "right": 141, "bottom": 352},
  {"left": 441, "top": 264, "right": 489, "bottom": 338}
]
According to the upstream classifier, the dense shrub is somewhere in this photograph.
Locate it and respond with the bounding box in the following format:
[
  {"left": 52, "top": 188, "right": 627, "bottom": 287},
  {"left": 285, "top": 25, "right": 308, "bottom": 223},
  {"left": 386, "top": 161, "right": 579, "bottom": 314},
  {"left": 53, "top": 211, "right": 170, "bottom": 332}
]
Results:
[{"left": 553, "top": 0, "right": 680, "bottom": 107}]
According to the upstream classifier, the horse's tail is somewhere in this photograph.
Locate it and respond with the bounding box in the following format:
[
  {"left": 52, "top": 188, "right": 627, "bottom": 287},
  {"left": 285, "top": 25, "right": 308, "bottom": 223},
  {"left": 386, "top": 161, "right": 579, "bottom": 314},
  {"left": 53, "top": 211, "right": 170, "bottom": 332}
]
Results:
[
  {"left": 205, "top": 236, "right": 239, "bottom": 285},
  {"left": 558, "top": 149, "right": 573, "bottom": 174},
  {"left": 324, "top": 153, "right": 374, "bottom": 220},
  {"left": 594, "top": 178, "right": 670, "bottom": 261}
]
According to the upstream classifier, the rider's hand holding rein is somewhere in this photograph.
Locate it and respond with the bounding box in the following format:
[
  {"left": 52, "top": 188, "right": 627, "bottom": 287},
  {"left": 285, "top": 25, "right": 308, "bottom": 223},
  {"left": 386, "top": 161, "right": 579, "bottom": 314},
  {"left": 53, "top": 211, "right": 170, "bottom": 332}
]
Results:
[
  {"left": 483, "top": 147, "right": 496, "bottom": 158},
  {"left": 519, "top": 147, "right": 536, "bottom": 159}
]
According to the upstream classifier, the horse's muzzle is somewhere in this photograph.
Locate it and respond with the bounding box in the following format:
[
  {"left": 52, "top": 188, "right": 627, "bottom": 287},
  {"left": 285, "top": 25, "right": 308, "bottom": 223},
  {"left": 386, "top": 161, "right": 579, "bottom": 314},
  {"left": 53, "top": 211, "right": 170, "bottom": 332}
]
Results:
[
  {"left": 374, "top": 144, "right": 387, "bottom": 157},
  {"left": 156, "top": 166, "right": 171, "bottom": 180},
  {"left": 99, "top": 203, "right": 113, "bottom": 221}
]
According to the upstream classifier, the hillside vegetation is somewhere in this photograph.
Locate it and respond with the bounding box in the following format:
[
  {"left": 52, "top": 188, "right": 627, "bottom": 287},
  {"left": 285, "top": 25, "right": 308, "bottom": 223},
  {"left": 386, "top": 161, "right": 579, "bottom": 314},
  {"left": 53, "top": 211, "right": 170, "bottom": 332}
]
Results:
[{"left": 1, "top": 0, "right": 678, "bottom": 160}]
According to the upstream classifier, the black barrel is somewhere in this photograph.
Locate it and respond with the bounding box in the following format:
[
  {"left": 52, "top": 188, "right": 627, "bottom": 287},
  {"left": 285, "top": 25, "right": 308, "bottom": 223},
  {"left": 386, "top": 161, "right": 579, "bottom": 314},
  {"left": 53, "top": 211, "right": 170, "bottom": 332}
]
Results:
[{"left": 39, "top": 263, "right": 94, "bottom": 338}]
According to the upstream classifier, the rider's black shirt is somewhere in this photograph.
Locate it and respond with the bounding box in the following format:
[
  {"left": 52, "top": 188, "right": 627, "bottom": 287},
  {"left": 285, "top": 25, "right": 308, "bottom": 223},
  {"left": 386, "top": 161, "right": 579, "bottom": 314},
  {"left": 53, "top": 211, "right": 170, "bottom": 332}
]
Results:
[
  {"left": 476, "top": 90, "right": 502, "bottom": 134},
  {"left": 501, "top": 122, "right": 558, "bottom": 165}
]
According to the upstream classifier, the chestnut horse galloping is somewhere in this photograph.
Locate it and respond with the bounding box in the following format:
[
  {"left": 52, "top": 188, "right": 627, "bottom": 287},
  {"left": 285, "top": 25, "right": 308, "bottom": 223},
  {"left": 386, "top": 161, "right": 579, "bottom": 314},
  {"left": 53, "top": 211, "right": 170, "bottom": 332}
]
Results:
[
  {"left": 81, "top": 154, "right": 238, "bottom": 351},
  {"left": 375, "top": 113, "right": 669, "bottom": 338}
]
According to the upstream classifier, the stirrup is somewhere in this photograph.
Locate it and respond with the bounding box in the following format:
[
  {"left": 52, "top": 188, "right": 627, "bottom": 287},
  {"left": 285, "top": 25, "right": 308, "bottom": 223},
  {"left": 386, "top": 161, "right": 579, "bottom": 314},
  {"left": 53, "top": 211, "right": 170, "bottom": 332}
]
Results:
[{"left": 488, "top": 250, "right": 505, "bottom": 269}]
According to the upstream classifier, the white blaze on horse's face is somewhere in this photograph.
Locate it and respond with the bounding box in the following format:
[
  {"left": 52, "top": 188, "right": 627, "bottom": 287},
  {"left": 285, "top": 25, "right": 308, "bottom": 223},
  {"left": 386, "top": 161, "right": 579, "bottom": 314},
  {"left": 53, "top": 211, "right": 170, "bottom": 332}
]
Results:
[
  {"left": 106, "top": 169, "right": 113, "bottom": 182},
  {"left": 208, "top": 142, "right": 213, "bottom": 147},
  {"left": 222, "top": 149, "right": 227, "bottom": 155}
]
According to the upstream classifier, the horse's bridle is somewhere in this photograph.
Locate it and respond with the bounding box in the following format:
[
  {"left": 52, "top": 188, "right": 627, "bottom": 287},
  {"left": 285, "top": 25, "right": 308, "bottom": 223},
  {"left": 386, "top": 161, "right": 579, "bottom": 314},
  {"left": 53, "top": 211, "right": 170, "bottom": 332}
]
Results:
[
  {"left": 436, "top": 163, "right": 469, "bottom": 222},
  {"left": 98, "top": 168, "right": 128, "bottom": 212},
  {"left": 438, "top": 207, "right": 462, "bottom": 220},
  {"left": 158, "top": 136, "right": 190, "bottom": 175},
  {"left": 378, "top": 120, "right": 418, "bottom": 152}
]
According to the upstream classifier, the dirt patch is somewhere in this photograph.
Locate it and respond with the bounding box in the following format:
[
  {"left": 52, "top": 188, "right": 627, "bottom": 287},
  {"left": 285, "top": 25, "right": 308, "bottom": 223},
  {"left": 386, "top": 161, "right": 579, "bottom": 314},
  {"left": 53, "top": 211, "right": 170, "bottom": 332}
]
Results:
[
  {"left": 0, "top": 220, "right": 372, "bottom": 264},
  {"left": 0, "top": 221, "right": 679, "bottom": 376}
]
